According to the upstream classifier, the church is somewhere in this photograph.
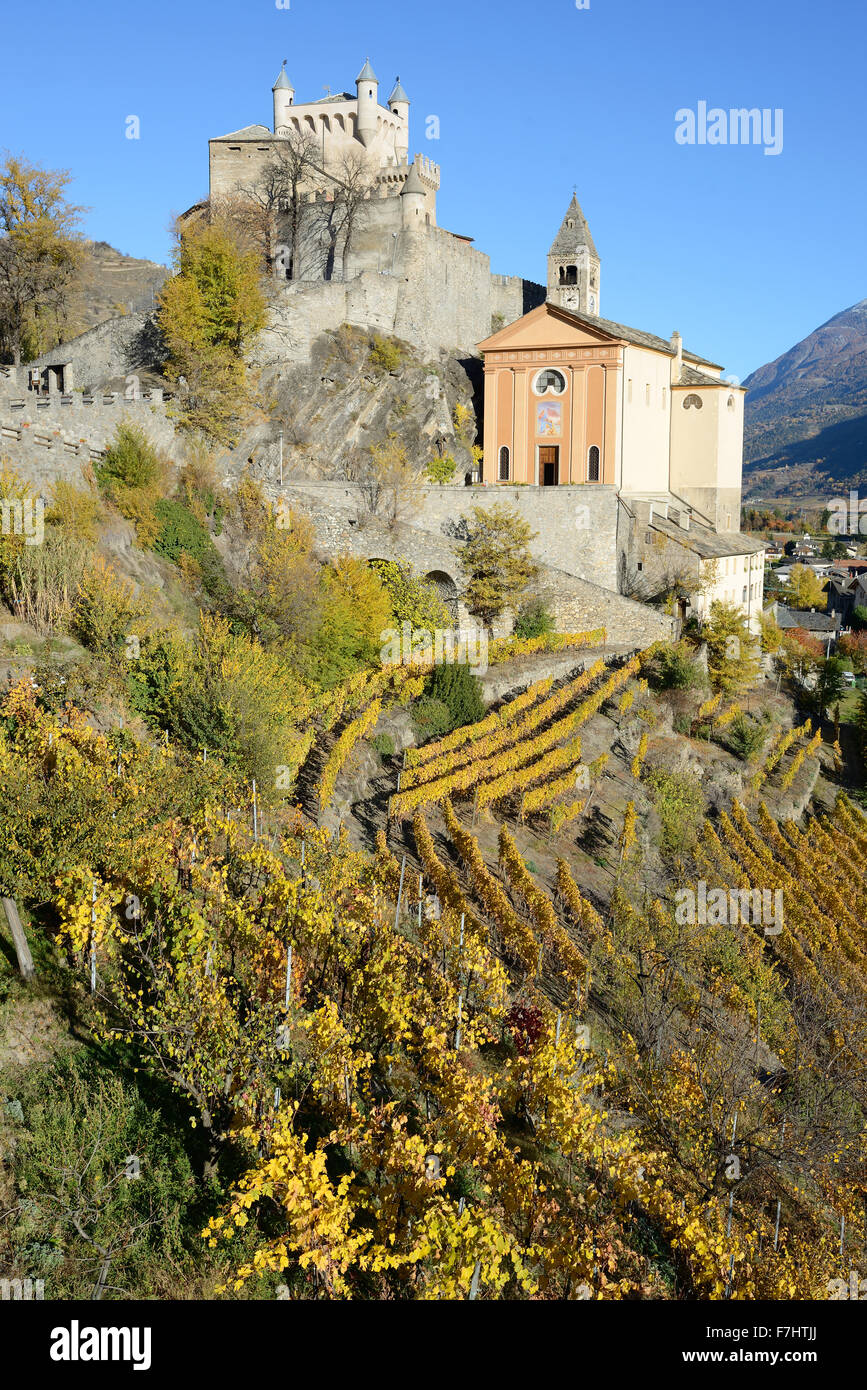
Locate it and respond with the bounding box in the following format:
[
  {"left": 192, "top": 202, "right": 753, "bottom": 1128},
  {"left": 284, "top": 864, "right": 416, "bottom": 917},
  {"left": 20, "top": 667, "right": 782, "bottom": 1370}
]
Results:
[{"left": 479, "top": 195, "right": 766, "bottom": 631}]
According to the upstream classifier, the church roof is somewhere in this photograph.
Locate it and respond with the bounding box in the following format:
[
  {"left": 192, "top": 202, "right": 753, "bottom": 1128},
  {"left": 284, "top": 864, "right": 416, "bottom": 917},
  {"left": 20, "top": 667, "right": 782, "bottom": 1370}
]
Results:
[
  {"left": 555, "top": 304, "right": 723, "bottom": 370},
  {"left": 549, "top": 193, "right": 598, "bottom": 258},
  {"left": 389, "top": 77, "right": 409, "bottom": 103},
  {"left": 677, "top": 364, "right": 732, "bottom": 387},
  {"left": 357, "top": 58, "right": 378, "bottom": 82},
  {"left": 648, "top": 512, "right": 766, "bottom": 560},
  {"left": 272, "top": 64, "right": 293, "bottom": 91}
]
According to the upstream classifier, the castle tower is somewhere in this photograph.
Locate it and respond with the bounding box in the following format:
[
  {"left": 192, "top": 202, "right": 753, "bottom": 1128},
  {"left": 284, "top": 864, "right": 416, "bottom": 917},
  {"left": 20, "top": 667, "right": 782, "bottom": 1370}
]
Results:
[
  {"left": 388, "top": 78, "right": 410, "bottom": 164},
  {"left": 272, "top": 62, "right": 295, "bottom": 133},
  {"left": 547, "top": 193, "right": 601, "bottom": 317},
  {"left": 355, "top": 57, "right": 379, "bottom": 149},
  {"left": 400, "top": 160, "right": 427, "bottom": 227}
]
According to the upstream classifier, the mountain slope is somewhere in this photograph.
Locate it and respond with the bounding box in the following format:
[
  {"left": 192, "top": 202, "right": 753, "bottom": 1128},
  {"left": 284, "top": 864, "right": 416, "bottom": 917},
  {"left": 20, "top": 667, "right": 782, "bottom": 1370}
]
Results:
[{"left": 743, "top": 298, "right": 867, "bottom": 495}]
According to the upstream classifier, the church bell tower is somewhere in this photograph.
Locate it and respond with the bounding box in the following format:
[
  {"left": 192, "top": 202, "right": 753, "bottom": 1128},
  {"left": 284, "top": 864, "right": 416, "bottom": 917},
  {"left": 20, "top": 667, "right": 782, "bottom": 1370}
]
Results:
[{"left": 548, "top": 193, "right": 601, "bottom": 317}]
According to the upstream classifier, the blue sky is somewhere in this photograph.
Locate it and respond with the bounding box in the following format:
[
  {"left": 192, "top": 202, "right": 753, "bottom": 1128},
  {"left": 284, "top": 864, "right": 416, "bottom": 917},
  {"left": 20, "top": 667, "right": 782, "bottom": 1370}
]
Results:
[{"left": 1, "top": 0, "right": 864, "bottom": 379}]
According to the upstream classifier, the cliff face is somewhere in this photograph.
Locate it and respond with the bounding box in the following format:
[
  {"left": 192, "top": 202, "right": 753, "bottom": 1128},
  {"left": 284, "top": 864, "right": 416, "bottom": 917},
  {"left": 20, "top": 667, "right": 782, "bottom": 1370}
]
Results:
[
  {"left": 233, "top": 325, "right": 483, "bottom": 482},
  {"left": 743, "top": 298, "right": 867, "bottom": 494}
]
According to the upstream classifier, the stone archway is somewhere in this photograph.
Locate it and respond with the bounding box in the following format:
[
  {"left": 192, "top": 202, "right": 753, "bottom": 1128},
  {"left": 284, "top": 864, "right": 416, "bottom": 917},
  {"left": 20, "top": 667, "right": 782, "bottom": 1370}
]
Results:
[{"left": 424, "top": 570, "right": 459, "bottom": 622}]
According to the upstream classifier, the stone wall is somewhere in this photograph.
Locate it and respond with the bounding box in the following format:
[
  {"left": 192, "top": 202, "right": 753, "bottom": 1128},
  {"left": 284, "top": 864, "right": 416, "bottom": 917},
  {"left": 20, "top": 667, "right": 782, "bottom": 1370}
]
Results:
[
  {"left": 23, "top": 313, "right": 157, "bottom": 394},
  {"left": 0, "top": 389, "right": 179, "bottom": 488},
  {"left": 262, "top": 478, "right": 673, "bottom": 647}
]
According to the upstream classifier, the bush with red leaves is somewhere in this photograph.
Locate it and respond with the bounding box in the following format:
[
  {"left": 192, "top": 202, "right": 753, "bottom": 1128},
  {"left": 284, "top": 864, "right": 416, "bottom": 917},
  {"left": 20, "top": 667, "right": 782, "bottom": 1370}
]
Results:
[{"left": 505, "top": 1002, "right": 545, "bottom": 1053}]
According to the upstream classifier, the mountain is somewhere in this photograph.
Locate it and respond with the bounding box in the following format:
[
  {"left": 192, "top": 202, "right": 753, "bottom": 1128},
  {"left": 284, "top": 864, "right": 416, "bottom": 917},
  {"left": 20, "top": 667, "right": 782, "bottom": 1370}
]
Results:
[
  {"left": 66, "top": 240, "right": 169, "bottom": 339},
  {"left": 742, "top": 298, "right": 867, "bottom": 498}
]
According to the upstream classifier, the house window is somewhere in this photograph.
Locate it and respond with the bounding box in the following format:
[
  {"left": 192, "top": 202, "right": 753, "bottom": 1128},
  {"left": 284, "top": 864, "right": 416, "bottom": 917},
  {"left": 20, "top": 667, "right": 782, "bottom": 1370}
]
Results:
[
  {"left": 498, "top": 446, "right": 510, "bottom": 481},
  {"left": 588, "top": 445, "right": 600, "bottom": 482},
  {"left": 627, "top": 379, "right": 633, "bottom": 403},
  {"left": 645, "top": 384, "right": 651, "bottom": 406},
  {"left": 533, "top": 368, "right": 566, "bottom": 396}
]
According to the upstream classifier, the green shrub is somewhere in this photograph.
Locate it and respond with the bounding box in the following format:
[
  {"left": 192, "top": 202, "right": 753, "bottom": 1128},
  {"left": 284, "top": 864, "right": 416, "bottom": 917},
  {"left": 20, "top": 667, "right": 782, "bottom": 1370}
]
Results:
[
  {"left": 4, "top": 1052, "right": 200, "bottom": 1299},
  {"left": 97, "top": 421, "right": 164, "bottom": 493},
  {"left": 371, "top": 732, "right": 396, "bottom": 759},
  {"left": 644, "top": 766, "right": 705, "bottom": 856},
  {"left": 368, "top": 560, "right": 450, "bottom": 629},
  {"left": 412, "top": 696, "right": 454, "bottom": 743},
  {"left": 152, "top": 498, "right": 229, "bottom": 599},
  {"left": 426, "top": 662, "right": 485, "bottom": 730},
  {"left": 514, "top": 597, "right": 555, "bottom": 640},
  {"left": 725, "top": 713, "right": 768, "bottom": 762},
  {"left": 649, "top": 642, "right": 704, "bottom": 692}
]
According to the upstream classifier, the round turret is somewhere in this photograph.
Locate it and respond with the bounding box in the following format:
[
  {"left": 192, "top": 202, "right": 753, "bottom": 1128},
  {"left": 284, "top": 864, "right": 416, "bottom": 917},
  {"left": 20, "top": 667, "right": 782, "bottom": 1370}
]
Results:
[
  {"left": 388, "top": 77, "right": 410, "bottom": 163},
  {"left": 355, "top": 57, "right": 379, "bottom": 148},
  {"left": 272, "top": 62, "right": 295, "bottom": 132},
  {"left": 401, "top": 160, "right": 427, "bottom": 227}
]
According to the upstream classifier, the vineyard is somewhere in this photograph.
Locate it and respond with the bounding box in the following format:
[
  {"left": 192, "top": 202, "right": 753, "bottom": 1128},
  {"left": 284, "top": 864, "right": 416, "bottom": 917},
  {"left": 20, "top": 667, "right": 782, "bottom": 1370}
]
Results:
[{"left": 1, "top": 630, "right": 865, "bottom": 1303}]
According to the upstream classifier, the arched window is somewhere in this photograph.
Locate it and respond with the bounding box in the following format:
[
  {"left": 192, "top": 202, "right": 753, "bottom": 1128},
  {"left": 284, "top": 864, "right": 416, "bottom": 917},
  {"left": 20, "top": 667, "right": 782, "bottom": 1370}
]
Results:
[
  {"left": 727, "top": 395, "right": 735, "bottom": 410},
  {"left": 498, "top": 446, "right": 510, "bottom": 481},
  {"left": 564, "top": 265, "right": 578, "bottom": 285},
  {"left": 533, "top": 368, "right": 567, "bottom": 396},
  {"left": 588, "top": 446, "right": 600, "bottom": 482},
  {"left": 683, "top": 393, "right": 703, "bottom": 410}
]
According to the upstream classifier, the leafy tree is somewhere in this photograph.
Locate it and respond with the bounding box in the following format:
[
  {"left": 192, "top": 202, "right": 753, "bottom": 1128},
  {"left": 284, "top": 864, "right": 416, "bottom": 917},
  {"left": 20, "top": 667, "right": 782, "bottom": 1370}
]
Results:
[
  {"left": 703, "top": 601, "right": 761, "bottom": 695},
  {"left": 350, "top": 433, "right": 422, "bottom": 529},
  {"left": 152, "top": 498, "right": 229, "bottom": 601},
  {"left": 368, "top": 560, "right": 449, "bottom": 630},
  {"left": 815, "top": 656, "right": 848, "bottom": 718},
  {"left": 786, "top": 564, "right": 827, "bottom": 611},
  {"left": 0, "top": 153, "right": 85, "bottom": 364},
  {"left": 460, "top": 504, "right": 539, "bottom": 626},
  {"left": 424, "top": 454, "right": 457, "bottom": 485},
  {"left": 74, "top": 556, "right": 148, "bottom": 657},
  {"left": 307, "top": 555, "right": 393, "bottom": 688},
  {"left": 158, "top": 214, "right": 266, "bottom": 442},
  {"left": 838, "top": 631, "right": 867, "bottom": 675},
  {"left": 852, "top": 605, "right": 867, "bottom": 632}
]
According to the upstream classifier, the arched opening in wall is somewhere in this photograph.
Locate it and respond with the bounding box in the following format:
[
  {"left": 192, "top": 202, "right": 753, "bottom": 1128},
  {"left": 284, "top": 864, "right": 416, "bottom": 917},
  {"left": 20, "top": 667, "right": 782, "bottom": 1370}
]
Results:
[
  {"left": 588, "top": 445, "right": 600, "bottom": 482},
  {"left": 320, "top": 115, "right": 331, "bottom": 133},
  {"left": 334, "top": 114, "right": 345, "bottom": 131},
  {"left": 424, "top": 570, "right": 460, "bottom": 622},
  {"left": 564, "top": 265, "right": 578, "bottom": 285},
  {"left": 304, "top": 115, "right": 316, "bottom": 132},
  {"left": 498, "top": 445, "right": 510, "bottom": 481}
]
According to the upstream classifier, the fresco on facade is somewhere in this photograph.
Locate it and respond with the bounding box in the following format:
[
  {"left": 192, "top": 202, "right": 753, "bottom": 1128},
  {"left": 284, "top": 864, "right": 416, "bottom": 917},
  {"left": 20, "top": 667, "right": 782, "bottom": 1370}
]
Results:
[{"left": 537, "top": 403, "right": 562, "bottom": 437}]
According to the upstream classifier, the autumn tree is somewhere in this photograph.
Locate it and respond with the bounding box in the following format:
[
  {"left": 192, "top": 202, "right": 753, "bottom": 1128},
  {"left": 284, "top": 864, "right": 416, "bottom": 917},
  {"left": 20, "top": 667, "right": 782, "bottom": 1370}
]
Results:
[
  {"left": 348, "top": 432, "right": 422, "bottom": 529},
  {"left": 703, "top": 601, "right": 761, "bottom": 695},
  {"left": 460, "top": 504, "right": 539, "bottom": 627},
  {"left": 157, "top": 214, "right": 266, "bottom": 441},
  {"left": 786, "top": 563, "right": 828, "bottom": 611},
  {"left": 0, "top": 152, "right": 85, "bottom": 364}
]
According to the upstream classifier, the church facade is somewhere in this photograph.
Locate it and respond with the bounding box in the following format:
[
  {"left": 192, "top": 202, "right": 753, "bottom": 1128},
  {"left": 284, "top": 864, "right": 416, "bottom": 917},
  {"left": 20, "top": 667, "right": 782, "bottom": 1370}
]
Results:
[{"left": 479, "top": 197, "right": 765, "bottom": 629}]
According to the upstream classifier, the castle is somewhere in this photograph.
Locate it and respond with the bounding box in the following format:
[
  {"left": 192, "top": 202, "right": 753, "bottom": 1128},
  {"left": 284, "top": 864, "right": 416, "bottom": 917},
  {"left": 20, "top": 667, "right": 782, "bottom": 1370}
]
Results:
[{"left": 5, "top": 55, "right": 764, "bottom": 641}]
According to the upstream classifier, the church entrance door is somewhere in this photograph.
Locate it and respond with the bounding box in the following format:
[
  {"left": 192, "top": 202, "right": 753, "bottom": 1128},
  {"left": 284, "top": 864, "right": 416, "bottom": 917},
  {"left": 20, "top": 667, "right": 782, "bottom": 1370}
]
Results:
[{"left": 540, "top": 446, "right": 559, "bottom": 486}]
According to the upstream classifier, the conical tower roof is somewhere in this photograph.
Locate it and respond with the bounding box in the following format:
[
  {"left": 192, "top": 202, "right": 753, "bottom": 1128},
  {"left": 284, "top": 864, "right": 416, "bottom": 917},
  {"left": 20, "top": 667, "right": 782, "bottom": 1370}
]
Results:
[
  {"left": 401, "top": 161, "right": 426, "bottom": 196},
  {"left": 389, "top": 77, "right": 409, "bottom": 103},
  {"left": 272, "top": 63, "right": 293, "bottom": 91},
  {"left": 357, "top": 57, "right": 378, "bottom": 83},
  {"left": 549, "top": 193, "right": 597, "bottom": 258}
]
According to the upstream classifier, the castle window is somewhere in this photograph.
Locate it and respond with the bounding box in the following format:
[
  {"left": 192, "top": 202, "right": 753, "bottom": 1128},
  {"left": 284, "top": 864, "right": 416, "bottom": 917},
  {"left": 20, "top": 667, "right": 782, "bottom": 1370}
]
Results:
[
  {"left": 645, "top": 383, "right": 651, "bottom": 406},
  {"left": 588, "top": 446, "right": 600, "bottom": 481},
  {"left": 498, "top": 446, "right": 510, "bottom": 481},
  {"left": 682, "top": 393, "right": 703, "bottom": 410},
  {"left": 533, "top": 368, "right": 566, "bottom": 396}
]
